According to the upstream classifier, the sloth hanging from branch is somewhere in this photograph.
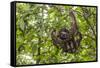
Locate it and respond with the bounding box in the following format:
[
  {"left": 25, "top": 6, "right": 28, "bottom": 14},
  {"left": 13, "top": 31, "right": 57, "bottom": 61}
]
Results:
[{"left": 51, "top": 10, "right": 82, "bottom": 53}]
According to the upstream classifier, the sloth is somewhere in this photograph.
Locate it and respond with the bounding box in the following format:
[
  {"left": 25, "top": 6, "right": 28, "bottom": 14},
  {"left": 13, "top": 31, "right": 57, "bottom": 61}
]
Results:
[{"left": 51, "top": 10, "right": 82, "bottom": 53}]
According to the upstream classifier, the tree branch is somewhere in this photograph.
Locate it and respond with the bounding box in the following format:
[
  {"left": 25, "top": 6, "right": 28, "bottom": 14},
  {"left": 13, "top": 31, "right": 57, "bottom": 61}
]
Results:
[{"left": 82, "top": 8, "right": 96, "bottom": 36}]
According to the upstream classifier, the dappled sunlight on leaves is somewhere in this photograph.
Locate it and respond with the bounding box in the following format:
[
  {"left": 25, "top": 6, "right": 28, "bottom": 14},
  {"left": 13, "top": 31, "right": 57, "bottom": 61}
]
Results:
[{"left": 16, "top": 3, "right": 97, "bottom": 65}]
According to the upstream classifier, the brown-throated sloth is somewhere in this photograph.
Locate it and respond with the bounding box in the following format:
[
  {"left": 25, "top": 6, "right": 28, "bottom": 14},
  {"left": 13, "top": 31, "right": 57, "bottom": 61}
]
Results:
[{"left": 51, "top": 10, "right": 82, "bottom": 53}]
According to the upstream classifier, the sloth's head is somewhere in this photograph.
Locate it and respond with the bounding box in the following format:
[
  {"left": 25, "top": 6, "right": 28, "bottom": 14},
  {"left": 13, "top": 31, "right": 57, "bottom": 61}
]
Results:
[{"left": 59, "top": 28, "right": 70, "bottom": 40}]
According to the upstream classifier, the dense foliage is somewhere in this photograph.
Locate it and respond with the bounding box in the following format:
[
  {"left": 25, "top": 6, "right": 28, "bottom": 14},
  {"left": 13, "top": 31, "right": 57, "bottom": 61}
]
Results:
[{"left": 16, "top": 3, "right": 97, "bottom": 65}]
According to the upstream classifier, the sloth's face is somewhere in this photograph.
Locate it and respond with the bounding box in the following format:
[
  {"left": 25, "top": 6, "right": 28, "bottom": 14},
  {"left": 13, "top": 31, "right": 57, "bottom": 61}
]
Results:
[{"left": 60, "top": 31, "right": 69, "bottom": 40}]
